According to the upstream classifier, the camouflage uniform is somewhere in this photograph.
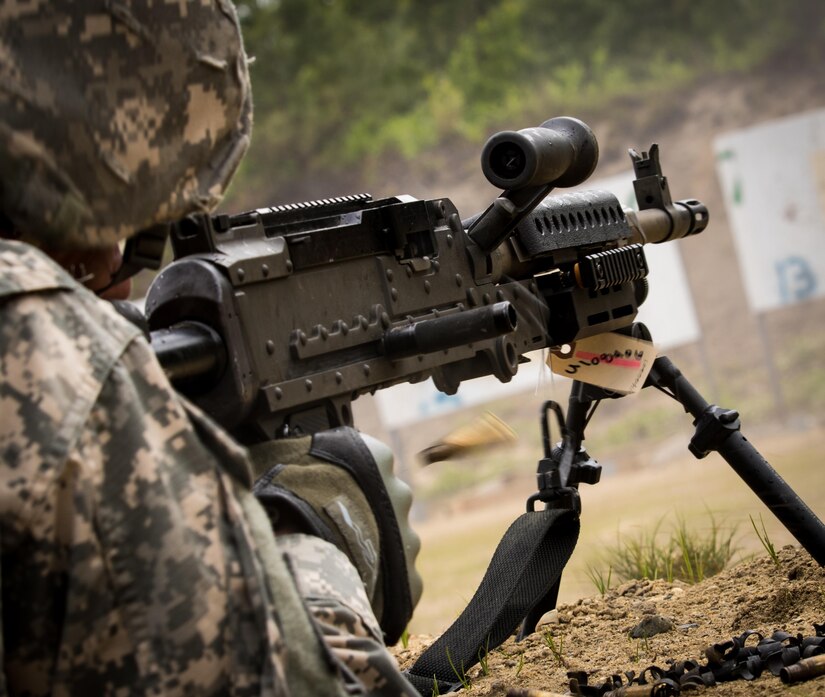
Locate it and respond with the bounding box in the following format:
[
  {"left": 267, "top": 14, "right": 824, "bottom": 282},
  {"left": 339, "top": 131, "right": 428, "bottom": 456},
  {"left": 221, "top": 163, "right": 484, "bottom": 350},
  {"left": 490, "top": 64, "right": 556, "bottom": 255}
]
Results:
[
  {"left": 0, "top": 239, "right": 417, "bottom": 696},
  {"left": 0, "top": 1, "right": 417, "bottom": 694}
]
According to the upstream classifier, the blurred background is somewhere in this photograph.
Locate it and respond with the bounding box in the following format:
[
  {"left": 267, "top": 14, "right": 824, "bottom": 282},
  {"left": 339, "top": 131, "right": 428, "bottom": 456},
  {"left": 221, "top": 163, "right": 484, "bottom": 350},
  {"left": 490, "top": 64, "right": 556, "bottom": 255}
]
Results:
[{"left": 168, "top": 0, "right": 825, "bottom": 635}]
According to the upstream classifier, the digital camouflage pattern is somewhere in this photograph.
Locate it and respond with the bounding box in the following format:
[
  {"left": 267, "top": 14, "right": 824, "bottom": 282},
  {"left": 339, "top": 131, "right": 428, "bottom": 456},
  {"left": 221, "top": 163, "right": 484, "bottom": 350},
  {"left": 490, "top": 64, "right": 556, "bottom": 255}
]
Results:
[
  {"left": 0, "top": 239, "right": 416, "bottom": 696},
  {"left": 0, "top": 238, "right": 289, "bottom": 695},
  {"left": 0, "top": 0, "right": 252, "bottom": 248},
  {"left": 280, "top": 535, "right": 418, "bottom": 697}
]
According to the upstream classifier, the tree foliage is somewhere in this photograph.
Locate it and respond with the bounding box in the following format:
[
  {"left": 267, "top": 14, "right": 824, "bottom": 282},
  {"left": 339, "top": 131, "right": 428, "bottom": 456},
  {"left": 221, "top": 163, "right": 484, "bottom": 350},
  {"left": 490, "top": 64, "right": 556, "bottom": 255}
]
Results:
[{"left": 229, "top": 0, "right": 821, "bottom": 206}]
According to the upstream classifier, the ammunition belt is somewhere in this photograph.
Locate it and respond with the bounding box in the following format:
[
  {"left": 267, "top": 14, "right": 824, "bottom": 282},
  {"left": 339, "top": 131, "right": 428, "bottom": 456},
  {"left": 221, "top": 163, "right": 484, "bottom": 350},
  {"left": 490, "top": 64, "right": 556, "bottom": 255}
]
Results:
[{"left": 562, "top": 624, "right": 825, "bottom": 696}]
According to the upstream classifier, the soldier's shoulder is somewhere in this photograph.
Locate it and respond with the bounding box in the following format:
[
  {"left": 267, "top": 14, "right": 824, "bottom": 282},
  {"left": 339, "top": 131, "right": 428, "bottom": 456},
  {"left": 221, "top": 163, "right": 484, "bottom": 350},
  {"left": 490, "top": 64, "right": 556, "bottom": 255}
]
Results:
[
  {"left": 0, "top": 239, "right": 141, "bottom": 352},
  {"left": 0, "top": 238, "right": 75, "bottom": 297},
  {"left": 0, "top": 240, "right": 145, "bottom": 510}
]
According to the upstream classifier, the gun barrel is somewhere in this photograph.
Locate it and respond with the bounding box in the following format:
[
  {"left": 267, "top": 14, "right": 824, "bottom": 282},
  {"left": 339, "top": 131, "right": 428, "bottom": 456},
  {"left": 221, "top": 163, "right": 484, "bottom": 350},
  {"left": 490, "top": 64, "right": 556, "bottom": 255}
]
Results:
[
  {"left": 626, "top": 199, "right": 709, "bottom": 244},
  {"left": 382, "top": 301, "right": 517, "bottom": 360},
  {"left": 150, "top": 321, "right": 226, "bottom": 385}
]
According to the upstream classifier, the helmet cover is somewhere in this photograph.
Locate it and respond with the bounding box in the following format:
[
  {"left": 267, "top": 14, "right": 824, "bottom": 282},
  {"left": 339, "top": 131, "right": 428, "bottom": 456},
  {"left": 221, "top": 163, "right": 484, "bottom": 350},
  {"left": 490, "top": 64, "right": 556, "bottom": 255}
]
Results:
[{"left": 0, "top": 0, "right": 252, "bottom": 248}]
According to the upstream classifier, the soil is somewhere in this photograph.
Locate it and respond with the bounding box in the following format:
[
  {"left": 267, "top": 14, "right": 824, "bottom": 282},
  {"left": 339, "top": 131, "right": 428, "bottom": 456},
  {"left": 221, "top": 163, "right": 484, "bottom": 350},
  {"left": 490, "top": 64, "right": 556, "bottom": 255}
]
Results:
[{"left": 393, "top": 545, "right": 825, "bottom": 696}]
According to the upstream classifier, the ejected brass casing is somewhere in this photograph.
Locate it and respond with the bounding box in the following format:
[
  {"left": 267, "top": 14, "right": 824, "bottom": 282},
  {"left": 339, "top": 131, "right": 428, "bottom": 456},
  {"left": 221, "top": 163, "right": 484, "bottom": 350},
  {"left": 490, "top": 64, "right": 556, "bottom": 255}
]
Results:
[
  {"left": 603, "top": 685, "right": 674, "bottom": 697},
  {"left": 780, "top": 654, "right": 825, "bottom": 683}
]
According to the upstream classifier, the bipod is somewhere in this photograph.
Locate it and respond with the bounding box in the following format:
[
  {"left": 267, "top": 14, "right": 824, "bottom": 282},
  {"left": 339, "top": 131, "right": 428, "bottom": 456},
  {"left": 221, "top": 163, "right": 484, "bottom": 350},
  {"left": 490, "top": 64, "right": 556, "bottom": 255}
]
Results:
[
  {"left": 518, "top": 339, "right": 825, "bottom": 646},
  {"left": 645, "top": 354, "right": 825, "bottom": 565},
  {"left": 520, "top": 338, "right": 825, "bottom": 640},
  {"left": 405, "top": 328, "right": 825, "bottom": 695}
]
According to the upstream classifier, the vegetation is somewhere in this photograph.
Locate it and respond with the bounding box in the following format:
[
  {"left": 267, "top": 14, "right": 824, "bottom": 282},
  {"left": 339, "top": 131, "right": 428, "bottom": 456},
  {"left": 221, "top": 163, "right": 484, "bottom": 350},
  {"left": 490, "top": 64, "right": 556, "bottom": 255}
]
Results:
[
  {"left": 446, "top": 646, "right": 471, "bottom": 690},
  {"left": 228, "top": 0, "right": 823, "bottom": 207},
  {"left": 750, "top": 513, "right": 781, "bottom": 568},
  {"left": 477, "top": 636, "right": 491, "bottom": 676},
  {"left": 542, "top": 631, "right": 565, "bottom": 667},
  {"left": 589, "top": 512, "right": 740, "bottom": 586},
  {"left": 585, "top": 564, "right": 613, "bottom": 597},
  {"left": 514, "top": 652, "right": 524, "bottom": 677},
  {"left": 630, "top": 635, "right": 653, "bottom": 664}
]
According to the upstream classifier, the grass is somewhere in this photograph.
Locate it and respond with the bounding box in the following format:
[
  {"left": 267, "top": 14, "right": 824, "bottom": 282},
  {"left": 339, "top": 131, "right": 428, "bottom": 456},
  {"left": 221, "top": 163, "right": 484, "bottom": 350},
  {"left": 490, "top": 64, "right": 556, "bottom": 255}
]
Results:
[
  {"left": 542, "top": 631, "right": 565, "bottom": 667},
  {"left": 630, "top": 635, "right": 652, "bottom": 664},
  {"left": 585, "top": 564, "right": 613, "bottom": 596},
  {"left": 584, "top": 403, "right": 690, "bottom": 454},
  {"left": 477, "top": 636, "right": 491, "bottom": 677},
  {"left": 446, "top": 646, "right": 470, "bottom": 690},
  {"left": 750, "top": 513, "right": 781, "bottom": 568},
  {"left": 589, "top": 511, "right": 740, "bottom": 587},
  {"left": 410, "top": 425, "right": 825, "bottom": 636}
]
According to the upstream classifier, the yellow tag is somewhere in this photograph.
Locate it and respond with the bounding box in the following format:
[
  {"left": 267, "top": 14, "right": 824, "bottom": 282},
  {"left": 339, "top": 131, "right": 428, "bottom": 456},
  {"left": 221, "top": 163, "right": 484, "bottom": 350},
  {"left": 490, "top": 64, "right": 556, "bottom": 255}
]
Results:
[{"left": 547, "top": 333, "right": 657, "bottom": 394}]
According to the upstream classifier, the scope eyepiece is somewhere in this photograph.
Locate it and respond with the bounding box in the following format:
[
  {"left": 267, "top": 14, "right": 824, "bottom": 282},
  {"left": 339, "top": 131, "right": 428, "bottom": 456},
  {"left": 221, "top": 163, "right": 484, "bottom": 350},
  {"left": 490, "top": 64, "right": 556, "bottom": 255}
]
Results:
[
  {"left": 481, "top": 116, "right": 599, "bottom": 190},
  {"left": 487, "top": 140, "right": 529, "bottom": 184}
]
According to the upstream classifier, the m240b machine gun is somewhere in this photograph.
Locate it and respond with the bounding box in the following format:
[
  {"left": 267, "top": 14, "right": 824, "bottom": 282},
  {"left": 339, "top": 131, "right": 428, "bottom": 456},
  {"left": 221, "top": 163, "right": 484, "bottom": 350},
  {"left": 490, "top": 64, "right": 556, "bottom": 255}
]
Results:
[
  {"left": 145, "top": 117, "right": 704, "bottom": 439},
  {"left": 143, "top": 116, "right": 825, "bottom": 694}
]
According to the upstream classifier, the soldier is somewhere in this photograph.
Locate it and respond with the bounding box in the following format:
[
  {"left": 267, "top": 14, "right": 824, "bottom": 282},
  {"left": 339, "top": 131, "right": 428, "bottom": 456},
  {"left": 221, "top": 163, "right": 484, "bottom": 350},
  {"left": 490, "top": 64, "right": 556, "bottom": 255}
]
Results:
[{"left": 0, "top": 2, "right": 421, "bottom": 695}]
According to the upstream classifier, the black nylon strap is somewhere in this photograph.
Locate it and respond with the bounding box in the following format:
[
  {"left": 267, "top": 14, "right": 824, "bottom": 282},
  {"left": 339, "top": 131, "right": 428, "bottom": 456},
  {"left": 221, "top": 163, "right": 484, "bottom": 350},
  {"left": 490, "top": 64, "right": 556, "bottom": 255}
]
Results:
[{"left": 405, "top": 507, "right": 580, "bottom": 694}]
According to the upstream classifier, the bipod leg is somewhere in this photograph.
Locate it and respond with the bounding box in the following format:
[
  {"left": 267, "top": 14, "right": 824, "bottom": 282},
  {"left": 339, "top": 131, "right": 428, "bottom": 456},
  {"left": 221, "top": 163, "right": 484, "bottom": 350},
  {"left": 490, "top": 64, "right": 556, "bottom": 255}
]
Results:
[{"left": 648, "top": 356, "right": 825, "bottom": 566}]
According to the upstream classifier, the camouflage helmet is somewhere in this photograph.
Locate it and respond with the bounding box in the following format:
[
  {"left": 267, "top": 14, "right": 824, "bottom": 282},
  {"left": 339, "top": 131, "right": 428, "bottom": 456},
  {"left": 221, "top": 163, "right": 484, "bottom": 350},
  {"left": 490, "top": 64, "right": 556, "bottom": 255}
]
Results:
[{"left": 0, "top": 0, "right": 252, "bottom": 248}]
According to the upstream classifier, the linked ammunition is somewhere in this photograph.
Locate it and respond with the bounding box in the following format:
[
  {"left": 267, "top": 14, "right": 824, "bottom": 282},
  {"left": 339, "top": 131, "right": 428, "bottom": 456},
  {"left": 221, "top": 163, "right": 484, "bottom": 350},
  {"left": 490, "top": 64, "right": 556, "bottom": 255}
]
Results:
[{"left": 780, "top": 653, "right": 825, "bottom": 684}]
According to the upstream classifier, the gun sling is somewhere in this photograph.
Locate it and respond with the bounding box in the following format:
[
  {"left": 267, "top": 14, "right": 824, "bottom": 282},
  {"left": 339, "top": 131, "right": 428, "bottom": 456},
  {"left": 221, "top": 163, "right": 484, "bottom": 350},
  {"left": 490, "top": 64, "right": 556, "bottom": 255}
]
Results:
[{"left": 404, "top": 508, "right": 579, "bottom": 694}]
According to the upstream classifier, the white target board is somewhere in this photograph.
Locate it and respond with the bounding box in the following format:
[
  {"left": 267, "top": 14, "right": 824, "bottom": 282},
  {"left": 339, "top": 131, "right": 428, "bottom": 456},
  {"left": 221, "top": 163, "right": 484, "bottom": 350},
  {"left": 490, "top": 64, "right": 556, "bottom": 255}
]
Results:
[{"left": 715, "top": 109, "right": 825, "bottom": 311}]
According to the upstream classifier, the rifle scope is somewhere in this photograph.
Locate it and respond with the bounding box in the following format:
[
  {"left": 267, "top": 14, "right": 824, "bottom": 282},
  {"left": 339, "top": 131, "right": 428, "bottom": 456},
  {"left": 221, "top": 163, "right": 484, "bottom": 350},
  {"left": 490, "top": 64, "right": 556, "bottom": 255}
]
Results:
[
  {"left": 469, "top": 117, "right": 599, "bottom": 254},
  {"left": 481, "top": 117, "right": 599, "bottom": 191}
]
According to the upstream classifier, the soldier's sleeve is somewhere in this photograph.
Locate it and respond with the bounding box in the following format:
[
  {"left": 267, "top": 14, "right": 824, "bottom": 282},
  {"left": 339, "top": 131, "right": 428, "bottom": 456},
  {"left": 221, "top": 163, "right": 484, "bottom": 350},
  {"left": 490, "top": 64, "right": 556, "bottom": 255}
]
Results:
[{"left": 278, "top": 534, "right": 419, "bottom": 697}]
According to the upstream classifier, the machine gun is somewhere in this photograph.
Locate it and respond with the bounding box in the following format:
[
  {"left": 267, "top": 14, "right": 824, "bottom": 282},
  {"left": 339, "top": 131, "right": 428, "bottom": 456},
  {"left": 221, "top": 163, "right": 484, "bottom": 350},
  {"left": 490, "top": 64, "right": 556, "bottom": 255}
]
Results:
[
  {"left": 143, "top": 116, "right": 825, "bottom": 694},
  {"left": 144, "top": 117, "right": 706, "bottom": 441}
]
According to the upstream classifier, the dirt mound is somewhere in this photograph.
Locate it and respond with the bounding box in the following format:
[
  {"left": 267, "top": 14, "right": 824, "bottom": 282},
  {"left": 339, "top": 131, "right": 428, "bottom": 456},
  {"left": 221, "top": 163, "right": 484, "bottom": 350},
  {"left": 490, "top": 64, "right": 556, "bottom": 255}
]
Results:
[{"left": 394, "top": 545, "right": 825, "bottom": 695}]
